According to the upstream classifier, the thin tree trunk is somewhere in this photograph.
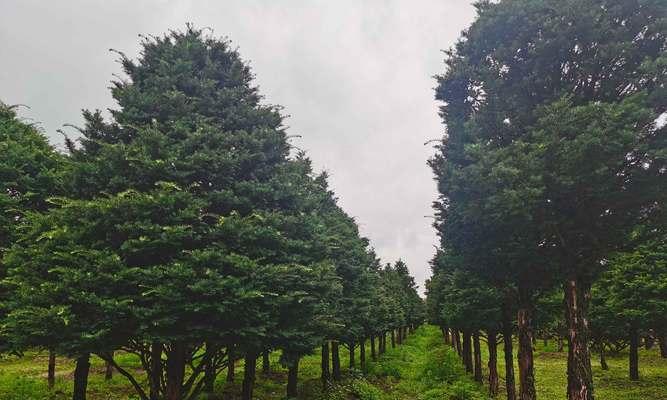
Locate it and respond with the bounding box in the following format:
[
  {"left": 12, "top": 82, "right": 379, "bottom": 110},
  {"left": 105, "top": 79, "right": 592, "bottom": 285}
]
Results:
[
  {"left": 487, "top": 330, "right": 499, "bottom": 396},
  {"left": 242, "top": 353, "right": 257, "bottom": 400},
  {"left": 645, "top": 331, "right": 654, "bottom": 350},
  {"left": 659, "top": 331, "right": 667, "bottom": 358},
  {"left": 149, "top": 342, "right": 162, "bottom": 400},
  {"left": 360, "top": 339, "right": 366, "bottom": 371},
  {"left": 48, "top": 350, "right": 56, "bottom": 389},
  {"left": 462, "top": 330, "right": 473, "bottom": 373},
  {"left": 72, "top": 353, "right": 90, "bottom": 400},
  {"left": 473, "top": 331, "right": 483, "bottom": 383},
  {"left": 558, "top": 337, "right": 565, "bottom": 352},
  {"left": 443, "top": 327, "right": 450, "bottom": 345},
  {"left": 517, "top": 291, "right": 536, "bottom": 400},
  {"left": 331, "top": 341, "right": 341, "bottom": 381},
  {"left": 263, "top": 350, "right": 271, "bottom": 375},
  {"left": 165, "top": 344, "right": 186, "bottom": 400},
  {"left": 599, "top": 344, "right": 608, "bottom": 371},
  {"left": 629, "top": 324, "right": 639, "bottom": 381},
  {"left": 286, "top": 358, "right": 299, "bottom": 399},
  {"left": 227, "top": 348, "right": 235, "bottom": 382},
  {"left": 370, "top": 335, "right": 377, "bottom": 360},
  {"left": 391, "top": 330, "right": 396, "bottom": 348},
  {"left": 105, "top": 352, "right": 114, "bottom": 381},
  {"left": 503, "top": 299, "right": 517, "bottom": 400},
  {"left": 349, "top": 340, "right": 355, "bottom": 369},
  {"left": 321, "top": 342, "right": 330, "bottom": 381},
  {"left": 564, "top": 277, "right": 594, "bottom": 400},
  {"left": 454, "top": 330, "right": 462, "bottom": 356}
]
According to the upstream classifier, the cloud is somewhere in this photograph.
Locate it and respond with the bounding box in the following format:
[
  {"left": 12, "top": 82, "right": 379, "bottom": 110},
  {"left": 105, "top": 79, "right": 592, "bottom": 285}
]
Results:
[{"left": 0, "top": 0, "right": 477, "bottom": 293}]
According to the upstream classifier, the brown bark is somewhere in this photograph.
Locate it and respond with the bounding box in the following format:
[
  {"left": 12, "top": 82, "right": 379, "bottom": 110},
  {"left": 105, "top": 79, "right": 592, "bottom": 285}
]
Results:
[
  {"left": 564, "top": 277, "right": 594, "bottom": 400},
  {"left": 598, "top": 344, "right": 608, "bottom": 371},
  {"left": 321, "top": 342, "right": 330, "bottom": 381},
  {"left": 263, "top": 351, "right": 271, "bottom": 375},
  {"left": 370, "top": 335, "right": 377, "bottom": 360},
  {"left": 331, "top": 341, "right": 341, "bottom": 381},
  {"left": 558, "top": 337, "right": 565, "bottom": 352},
  {"left": 286, "top": 358, "right": 299, "bottom": 399},
  {"left": 503, "top": 300, "right": 517, "bottom": 400},
  {"left": 629, "top": 324, "right": 639, "bottom": 381},
  {"left": 105, "top": 352, "right": 114, "bottom": 381},
  {"left": 517, "top": 294, "right": 536, "bottom": 400},
  {"left": 443, "top": 327, "right": 450, "bottom": 345},
  {"left": 360, "top": 339, "right": 366, "bottom": 371},
  {"left": 165, "top": 343, "right": 186, "bottom": 400},
  {"left": 487, "top": 330, "right": 499, "bottom": 396},
  {"left": 48, "top": 350, "right": 56, "bottom": 389},
  {"left": 149, "top": 342, "right": 162, "bottom": 400},
  {"left": 454, "top": 330, "right": 462, "bottom": 356},
  {"left": 72, "top": 354, "right": 90, "bottom": 400},
  {"left": 242, "top": 353, "right": 257, "bottom": 400},
  {"left": 462, "top": 330, "right": 473, "bottom": 373},
  {"left": 473, "top": 331, "right": 483, "bottom": 383}
]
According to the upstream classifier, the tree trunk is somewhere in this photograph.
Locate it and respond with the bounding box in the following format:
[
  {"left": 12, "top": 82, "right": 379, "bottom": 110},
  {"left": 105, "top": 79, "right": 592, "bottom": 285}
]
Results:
[
  {"left": 349, "top": 340, "right": 355, "bottom": 369},
  {"left": 503, "top": 300, "right": 517, "bottom": 400},
  {"left": 391, "top": 330, "right": 396, "bottom": 348},
  {"left": 286, "top": 358, "right": 299, "bottom": 399},
  {"left": 659, "top": 331, "right": 667, "bottom": 358},
  {"left": 48, "top": 350, "right": 56, "bottom": 389},
  {"left": 462, "top": 330, "right": 473, "bottom": 373},
  {"left": 360, "top": 339, "right": 366, "bottom": 371},
  {"left": 558, "top": 337, "right": 565, "bottom": 352},
  {"left": 370, "top": 335, "right": 377, "bottom": 360},
  {"left": 487, "top": 330, "right": 499, "bottom": 396},
  {"left": 227, "top": 348, "right": 235, "bottom": 382},
  {"left": 629, "top": 324, "right": 639, "bottom": 381},
  {"left": 105, "top": 352, "right": 114, "bottom": 381},
  {"left": 165, "top": 343, "right": 186, "bottom": 400},
  {"left": 72, "top": 353, "right": 90, "bottom": 400},
  {"left": 644, "top": 331, "right": 654, "bottom": 350},
  {"left": 149, "top": 342, "right": 162, "bottom": 400},
  {"left": 379, "top": 332, "right": 386, "bottom": 355},
  {"left": 242, "top": 353, "right": 257, "bottom": 400},
  {"left": 454, "top": 330, "right": 462, "bottom": 356},
  {"left": 517, "top": 292, "right": 536, "bottom": 400},
  {"left": 443, "top": 327, "right": 450, "bottom": 345},
  {"left": 598, "top": 344, "right": 608, "bottom": 371},
  {"left": 263, "top": 350, "right": 271, "bottom": 375},
  {"left": 564, "top": 277, "right": 594, "bottom": 400},
  {"left": 473, "top": 331, "right": 483, "bottom": 383},
  {"left": 331, "top": 341, "right": 341, "bottom": 381},
  {"left": 321, "top": 342, "right": 330, "bottom": 381}
]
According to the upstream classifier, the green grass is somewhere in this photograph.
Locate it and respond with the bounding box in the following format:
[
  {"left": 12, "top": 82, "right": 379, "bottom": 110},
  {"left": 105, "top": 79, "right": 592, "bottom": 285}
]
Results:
[{"left": 0, "top": 328, "right": 663, "bottom": 399}]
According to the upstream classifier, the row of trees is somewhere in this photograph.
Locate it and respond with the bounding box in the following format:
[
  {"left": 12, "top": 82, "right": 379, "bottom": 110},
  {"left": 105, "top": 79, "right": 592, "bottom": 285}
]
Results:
[
  {"left": 426, "top": 1, "right": 665, "bottom": 400},
  {"left": 0, "top": 27, "right": 424, "bottom": 400}
]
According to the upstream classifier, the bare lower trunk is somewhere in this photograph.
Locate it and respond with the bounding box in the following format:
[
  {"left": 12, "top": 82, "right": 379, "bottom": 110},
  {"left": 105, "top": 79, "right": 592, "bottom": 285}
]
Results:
[
  {"left": 105, "top": 352, "right": 114, "bottom": 381},
  {"left": 242, "top": 353, "right": 257, "bottom": 400},
  {"left": 286, "top": 358, "right": 299, "bottom": 399},
  {"left": 443, "top": 327, "right": 450, "bottom": 345},
  {"left": 453, "top": 330, "right": 462, "bottom": 356},
  {"left": 331, "top": 341, "right": 341, "bottom": 381},
  {"left": 659, "top": 331, "right": 667, "bottom": 358},
  {"left": 72, "top": 354, "right": 90, "bottom": 400},
  {"left": 48, "top": 350, "right": 56, "bottom": 389},
  {"left": 349, "top": 340, "right": 355, "bottom": 369},
  {"left": 517, "top": 293, "right": 536, "bottom": 400},
  {"left": 165, "top": 343, "right": 186, "bottom": 400},
  {"left": 462, "top": 330, "right": 473, "bottom": 373},
  {"left": 370, "top": 335, "right": 377, "bottom": 360},
  {"left": 321, "top": 342, "right": 330, "bottom": 381},
  {"left": 149, "top": 342, "right": 162, "bottom": 400},
  {"left": 487, "top": 330, "right": 499, "bottom": 396},
  {"left": 629, "top": 324, "right": 639, "bottom": 381},
  {"left": 360, "top": 339, "right": 366, "bottom": 371},
  {"left": 598, "top": 344, "right": 608, "bottom": 371},
  {"left": 503, "top": 300, "right": 517, "bottom": 400},
  {"left": 473, "top": 331, "right": 483, "bottom": 383},
  {"left": 391, "top": 330, "right": 396, "bottom": 348},
  {"left": 227, "top": 348, "right": 235, "bottom": 382},
  {"left": 263, "top": 351, "right": 271, "bottom": 375},
  {"left": 564, "top": 277, "right": 594, "bottom": 400},
  {"left": 558, "top": 337, "right": 565, "bottom": 352}
]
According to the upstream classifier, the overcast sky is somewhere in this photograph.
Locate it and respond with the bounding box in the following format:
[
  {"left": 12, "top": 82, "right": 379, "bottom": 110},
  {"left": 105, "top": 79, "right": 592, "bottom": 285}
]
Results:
[{"left": 0, "top": 0, "right": 477, "bottom": 293}]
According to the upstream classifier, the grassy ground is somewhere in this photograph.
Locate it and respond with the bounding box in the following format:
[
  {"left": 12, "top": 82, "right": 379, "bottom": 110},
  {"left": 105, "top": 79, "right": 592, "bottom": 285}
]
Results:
[
  {"left": 0, "top": 327, "right": 664, "bottom": 399},
  {"left": 0, "top": 326, "right": 485, "bottom": 400}
]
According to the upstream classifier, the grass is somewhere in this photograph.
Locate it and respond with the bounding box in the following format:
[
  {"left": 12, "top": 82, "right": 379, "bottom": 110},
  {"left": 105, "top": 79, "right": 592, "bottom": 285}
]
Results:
[{"left": 0, "top": 327, "right": 664, "bottom": 399}]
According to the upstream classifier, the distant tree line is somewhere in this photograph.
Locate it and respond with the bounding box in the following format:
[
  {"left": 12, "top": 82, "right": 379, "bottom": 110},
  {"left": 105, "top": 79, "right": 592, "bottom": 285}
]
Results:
[
  {"left": 426, "top": 1, "right": 665, "bottom": 400},
  {"left": 0, "top": 27, "right": 425, "bottom": 400}
]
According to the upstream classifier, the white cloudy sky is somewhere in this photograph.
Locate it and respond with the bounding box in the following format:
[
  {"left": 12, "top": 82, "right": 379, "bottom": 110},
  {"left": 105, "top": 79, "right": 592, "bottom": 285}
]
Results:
[{"left": 0, "top": 0, "right": 477, "bottom": 293}]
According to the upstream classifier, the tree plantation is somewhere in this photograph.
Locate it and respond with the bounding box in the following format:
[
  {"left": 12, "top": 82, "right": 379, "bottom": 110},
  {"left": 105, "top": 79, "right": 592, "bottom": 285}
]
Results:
[{"left": 0, "top": 1, "right": 665, "bottom": 400}]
